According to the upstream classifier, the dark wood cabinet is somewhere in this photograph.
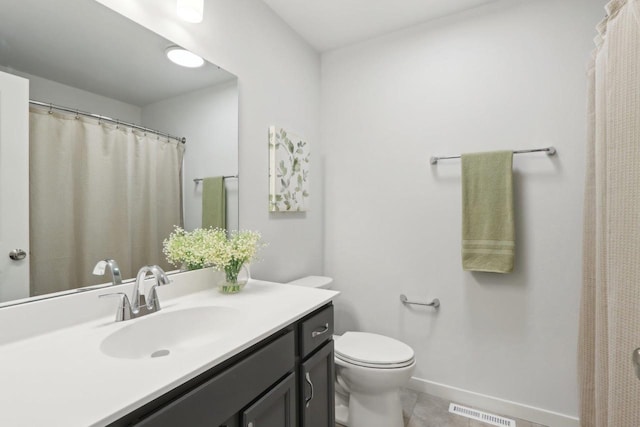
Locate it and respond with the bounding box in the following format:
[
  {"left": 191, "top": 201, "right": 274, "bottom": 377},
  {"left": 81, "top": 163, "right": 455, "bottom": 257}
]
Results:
[
  {"left": 300, "top": 341, "right": 335, "bottom": 427},
  {"left": 111, "top": 303, "right": 335, "bottom": 427},
  {"left": 132, "top": 331, "right": 295, "bottom": 427},
  {"left": 297, "top": 304, "right": 335, "bottom": 427},
  {"left": 242, "top": 372, "right": 297, "bottom": 427}
]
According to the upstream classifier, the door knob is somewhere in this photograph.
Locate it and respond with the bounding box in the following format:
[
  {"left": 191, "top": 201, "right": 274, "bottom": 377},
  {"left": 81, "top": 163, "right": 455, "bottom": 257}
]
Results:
[
  {"left": 632, "top": 348, "right": 640, "bottom": 380},
  {"left": 9, "top": 249, "right": 26, "bottom": 261}
]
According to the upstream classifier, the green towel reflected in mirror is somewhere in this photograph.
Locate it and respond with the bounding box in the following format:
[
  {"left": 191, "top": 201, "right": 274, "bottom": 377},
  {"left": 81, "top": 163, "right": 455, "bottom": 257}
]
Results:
[{"left": 202, "top": 176, "right": 226, "bottom": 230}]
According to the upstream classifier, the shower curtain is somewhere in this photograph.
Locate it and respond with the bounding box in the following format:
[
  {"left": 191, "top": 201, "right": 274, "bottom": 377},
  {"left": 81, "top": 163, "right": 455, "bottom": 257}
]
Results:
[
  {"left": 29, "top": 108, "right": 184, "bottom": 296},
  {"left": 579, "top": 1, "right": 640, "bottom": 426}
]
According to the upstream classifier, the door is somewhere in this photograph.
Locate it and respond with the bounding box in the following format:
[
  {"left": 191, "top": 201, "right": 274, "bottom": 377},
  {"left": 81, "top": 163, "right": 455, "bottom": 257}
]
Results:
[
  {"left": 242, "top": 372, "right": 296, "bottom": 427},
  {"left": 300, "top": 342, "right": 335, "bottom": 427},
  {"left": 0, "top": 71, "right": 29, "bottom": 302}
]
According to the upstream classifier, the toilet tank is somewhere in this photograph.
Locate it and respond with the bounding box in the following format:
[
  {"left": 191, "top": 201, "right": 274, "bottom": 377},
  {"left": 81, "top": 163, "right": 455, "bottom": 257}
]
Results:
[{"left": 287, "top": 276, "right": 333, "bottom": 289}]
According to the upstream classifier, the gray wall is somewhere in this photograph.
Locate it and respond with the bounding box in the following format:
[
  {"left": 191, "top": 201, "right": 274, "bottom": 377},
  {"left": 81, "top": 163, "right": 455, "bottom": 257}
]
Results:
[{"left": 321, "top": 0, "right": 603, "bottom": 423}]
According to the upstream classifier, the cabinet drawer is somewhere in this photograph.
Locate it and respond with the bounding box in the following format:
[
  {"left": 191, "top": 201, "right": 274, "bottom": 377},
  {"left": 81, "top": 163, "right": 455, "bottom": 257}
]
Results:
[
  {"left": 299, "top": 305, "right": 333, "bottom": 358},
  {"left": 135, "top": 330, "right": 295, "bottom": 427}
]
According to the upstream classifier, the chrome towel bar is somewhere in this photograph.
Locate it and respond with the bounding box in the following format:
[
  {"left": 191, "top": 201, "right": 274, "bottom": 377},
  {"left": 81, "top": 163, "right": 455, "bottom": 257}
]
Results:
[
  {"left": 193, "top": 175, "right": 238, "bottom": 183},
  {"left": 430, "top": 146, "right": 556, "bottom": 165},
  {"left": 400, "top": 294, "right": 440, "bottom": 308}
]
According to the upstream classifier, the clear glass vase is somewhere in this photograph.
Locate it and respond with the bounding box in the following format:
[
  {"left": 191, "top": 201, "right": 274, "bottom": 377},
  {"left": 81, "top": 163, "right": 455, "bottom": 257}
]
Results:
[{"left": 218, "top": 264, "right": 249, "bottom": 294}]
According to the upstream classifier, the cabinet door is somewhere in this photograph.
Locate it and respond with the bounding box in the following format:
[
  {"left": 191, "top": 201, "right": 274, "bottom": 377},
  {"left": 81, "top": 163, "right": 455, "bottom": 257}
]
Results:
[
  {"left": 242, "top": 372, "right": 296, "bottom": 427},
  {"left": 219, "top": 414, "right": 239, "bottom": 427},
  {"left": 300, "top": 341, "right": 335, "bottom": 427}
]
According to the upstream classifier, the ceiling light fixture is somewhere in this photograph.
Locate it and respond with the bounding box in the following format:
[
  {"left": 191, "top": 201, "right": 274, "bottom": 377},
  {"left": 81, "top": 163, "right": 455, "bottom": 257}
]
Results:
[
  {"left": 176, "top": 0, "right": 204, "bottom": 23},
  {"left": 165, "top": 46, "right": 205, "bottom": 68}
]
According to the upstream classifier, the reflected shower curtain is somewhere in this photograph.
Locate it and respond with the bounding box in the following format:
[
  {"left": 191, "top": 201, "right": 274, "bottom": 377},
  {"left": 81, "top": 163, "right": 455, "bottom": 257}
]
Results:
[
  {"left": 579, "top": 1, "right": 640, "bottom": 426},
  {"left": 29, "top": 108, "right": 184, "bottom": 296}
]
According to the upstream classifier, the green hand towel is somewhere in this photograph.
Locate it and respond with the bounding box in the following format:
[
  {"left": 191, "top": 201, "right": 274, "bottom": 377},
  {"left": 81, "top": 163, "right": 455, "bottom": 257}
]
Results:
[
  {"left": 461, "top": 151, "right": 514, "bottom": 273},
  {"left": 202, "top": 177, "right": 226, "bottom": 230}
]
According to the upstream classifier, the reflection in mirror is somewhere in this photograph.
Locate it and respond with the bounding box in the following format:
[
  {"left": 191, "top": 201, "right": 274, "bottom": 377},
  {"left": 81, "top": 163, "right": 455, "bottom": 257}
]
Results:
[{"left": 0, "top": 0, "right": 238, "bottom": 306}]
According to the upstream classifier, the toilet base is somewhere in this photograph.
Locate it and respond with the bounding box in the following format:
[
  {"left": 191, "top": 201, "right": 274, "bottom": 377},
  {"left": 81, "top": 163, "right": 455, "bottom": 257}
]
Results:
[
  {"left": 348, "top": 389, "right": 404, "bottom": 427},
  {"left": 335, "top": 402, "right": 349, "bottom": 426}
]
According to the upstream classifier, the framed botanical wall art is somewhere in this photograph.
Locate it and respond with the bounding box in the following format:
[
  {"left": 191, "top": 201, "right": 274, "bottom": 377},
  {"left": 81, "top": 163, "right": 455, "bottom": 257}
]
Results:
[{"left": 269, "top": 126, "right": 310, "bottom": 212}]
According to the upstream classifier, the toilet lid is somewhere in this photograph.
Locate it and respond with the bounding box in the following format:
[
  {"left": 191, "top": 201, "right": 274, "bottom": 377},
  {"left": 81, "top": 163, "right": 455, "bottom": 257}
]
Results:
[{"left": 335, "top": 332, "right": 414, "bottom": 368}]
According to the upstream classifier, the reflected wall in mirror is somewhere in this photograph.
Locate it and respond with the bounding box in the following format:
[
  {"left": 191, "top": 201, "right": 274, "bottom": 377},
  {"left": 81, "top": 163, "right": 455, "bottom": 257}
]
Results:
[{"left": 0, "top": 0, "right": 238, "bottom": 306}]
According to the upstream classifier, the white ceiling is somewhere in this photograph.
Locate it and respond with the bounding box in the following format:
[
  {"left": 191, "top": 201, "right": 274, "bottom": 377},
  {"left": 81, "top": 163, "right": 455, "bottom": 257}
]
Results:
[
  {"left": 261, "top": 0, "right": 501, "bottom": 52},
  {"left": 0, "top": 0, "right": 234, "bottom": 106}
]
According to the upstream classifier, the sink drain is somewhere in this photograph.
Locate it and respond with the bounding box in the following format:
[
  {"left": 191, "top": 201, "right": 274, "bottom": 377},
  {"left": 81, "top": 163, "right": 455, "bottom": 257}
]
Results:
[{"left": 150, "top": 349, "right": 170, "bottom": 358}]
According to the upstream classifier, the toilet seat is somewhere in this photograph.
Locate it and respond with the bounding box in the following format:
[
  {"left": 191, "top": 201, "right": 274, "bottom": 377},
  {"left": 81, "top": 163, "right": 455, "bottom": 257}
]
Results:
[{"left": 335, "top": 332, "right": 415, "bottom": 369}]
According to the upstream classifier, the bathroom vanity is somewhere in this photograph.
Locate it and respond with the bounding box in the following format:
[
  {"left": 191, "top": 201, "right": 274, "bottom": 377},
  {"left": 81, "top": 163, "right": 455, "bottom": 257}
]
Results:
[
  {"left": 114, "top": 304, "right": 335, "bottom": 427},
  {"left": 0, "top": 269, "right": 338, "bottom": 427}
]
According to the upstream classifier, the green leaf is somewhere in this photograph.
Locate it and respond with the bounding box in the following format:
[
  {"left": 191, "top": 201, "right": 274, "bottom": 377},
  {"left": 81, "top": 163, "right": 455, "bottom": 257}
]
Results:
[
  {"left": 279, "top": 160, "right": 287, "bottom": 176},
  {"left": 303, "top": 190, "right": 309, "bottom": 197}
]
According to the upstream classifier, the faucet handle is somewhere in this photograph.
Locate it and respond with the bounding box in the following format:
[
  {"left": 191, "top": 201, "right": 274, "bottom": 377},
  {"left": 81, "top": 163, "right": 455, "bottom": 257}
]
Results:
[{"left": 99, "top": 292, "right": 133, "bottom": 322}]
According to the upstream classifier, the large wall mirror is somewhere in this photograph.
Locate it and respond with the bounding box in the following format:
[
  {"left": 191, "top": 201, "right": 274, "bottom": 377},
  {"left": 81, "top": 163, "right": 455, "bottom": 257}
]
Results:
[{"left": 0, "top": 0, "right": 238, "bottom": 307}]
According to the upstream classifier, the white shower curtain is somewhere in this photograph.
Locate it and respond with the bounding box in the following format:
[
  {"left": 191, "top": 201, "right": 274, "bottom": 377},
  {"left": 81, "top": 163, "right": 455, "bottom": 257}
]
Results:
[
  {"left": 29, "top": 108, "right": 184, "bottom": 296},
  {"left": 579, "top": 1, "right": 640, "bottom": 425}
]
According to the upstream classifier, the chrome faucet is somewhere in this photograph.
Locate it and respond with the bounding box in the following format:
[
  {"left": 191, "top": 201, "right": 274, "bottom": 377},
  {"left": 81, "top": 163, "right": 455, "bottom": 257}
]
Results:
[
  {"left": 93, "top": 259, "right": 123, "bottom": 286},
  {"left": 132, "top": 265, "right": 171, "bottom": 315},
  {"left": 100, "top": 265, "right": 171, "bottom": 322}
]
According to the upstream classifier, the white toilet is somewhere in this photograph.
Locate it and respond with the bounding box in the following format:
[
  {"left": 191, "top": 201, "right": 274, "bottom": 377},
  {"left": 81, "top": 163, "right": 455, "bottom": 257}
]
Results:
[{"left": 287, "top": 276, "right": 416, "bottom": 427}]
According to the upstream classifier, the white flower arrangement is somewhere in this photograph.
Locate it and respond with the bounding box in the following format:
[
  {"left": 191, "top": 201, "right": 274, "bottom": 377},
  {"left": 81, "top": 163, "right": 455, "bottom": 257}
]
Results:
[
  {"left": 162, "top": 226, "right": 220, "bottom": 271},
  {"left": 208, "top": 229, "right": 263, "bottom": 283},
  {"left": 163, "top": 227, "right": 264, "bottom": 283}
]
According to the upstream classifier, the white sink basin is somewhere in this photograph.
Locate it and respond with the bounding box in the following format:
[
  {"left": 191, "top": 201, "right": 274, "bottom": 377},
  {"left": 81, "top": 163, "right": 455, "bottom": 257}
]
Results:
[{"left": 100, "top": 306, "right": 242, "bottom": 359}]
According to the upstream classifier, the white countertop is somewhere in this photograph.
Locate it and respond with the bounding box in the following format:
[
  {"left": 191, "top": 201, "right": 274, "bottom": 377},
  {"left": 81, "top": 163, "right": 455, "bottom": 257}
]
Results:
[{"left": 0, "top": 272, "right": 338, "bottom": 426}]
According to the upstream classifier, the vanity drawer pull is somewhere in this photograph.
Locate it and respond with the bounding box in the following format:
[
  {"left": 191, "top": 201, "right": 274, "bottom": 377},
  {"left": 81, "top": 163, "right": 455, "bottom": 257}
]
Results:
[
  {"left": 311, "top": 323, "right": 329, "bottom": 338},
  {"left": 300, "top": 305, "right": 334, "bottom": 358}
]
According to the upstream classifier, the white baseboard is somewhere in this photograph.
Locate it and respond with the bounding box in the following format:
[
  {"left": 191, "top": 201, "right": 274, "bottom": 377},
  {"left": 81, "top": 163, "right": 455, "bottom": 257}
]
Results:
[{"left": 407, "top": 377, "right": 579, "bottom": 427}]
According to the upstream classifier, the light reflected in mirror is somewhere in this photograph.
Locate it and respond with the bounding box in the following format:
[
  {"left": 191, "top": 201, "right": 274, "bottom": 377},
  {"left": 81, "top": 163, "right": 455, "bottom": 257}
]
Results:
[{"left": 0, "top": 0, "right": 238, "bottom": 306}]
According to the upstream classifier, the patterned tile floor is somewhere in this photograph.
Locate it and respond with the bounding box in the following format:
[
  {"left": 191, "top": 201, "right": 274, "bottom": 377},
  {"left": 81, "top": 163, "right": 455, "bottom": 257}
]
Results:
[{"left": 338, "top": 389, "right": 547, "bottom": 427}]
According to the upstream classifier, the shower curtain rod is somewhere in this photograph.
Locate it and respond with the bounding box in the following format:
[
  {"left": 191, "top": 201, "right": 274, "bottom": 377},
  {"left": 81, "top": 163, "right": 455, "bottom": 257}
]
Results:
[
  {"left": 429, "top": 146, "right": 556, "bottom": 164},
  {"left": 29, "top": 99, "right": 187, "bottom": 144}
]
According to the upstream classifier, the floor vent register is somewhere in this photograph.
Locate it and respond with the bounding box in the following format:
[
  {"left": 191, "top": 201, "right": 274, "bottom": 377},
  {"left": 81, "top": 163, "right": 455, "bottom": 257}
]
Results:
[{"left": 448, "top": 403, "right": 516, "bottom": 427}]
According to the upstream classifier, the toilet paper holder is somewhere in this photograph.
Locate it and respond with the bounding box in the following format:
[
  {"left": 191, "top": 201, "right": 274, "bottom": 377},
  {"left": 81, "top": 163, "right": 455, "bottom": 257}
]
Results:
[{"left": 400, "top": 294, "right": 440, "bottom": 308}]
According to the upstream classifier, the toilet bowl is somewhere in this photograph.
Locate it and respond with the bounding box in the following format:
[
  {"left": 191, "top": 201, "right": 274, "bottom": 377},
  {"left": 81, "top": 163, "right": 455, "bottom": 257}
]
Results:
[
  {"left": 334, "top": 332, "right": 415, "bottom": 427},
  {"left": 287, "top": 277, "right": 416, "bottom": 427}
]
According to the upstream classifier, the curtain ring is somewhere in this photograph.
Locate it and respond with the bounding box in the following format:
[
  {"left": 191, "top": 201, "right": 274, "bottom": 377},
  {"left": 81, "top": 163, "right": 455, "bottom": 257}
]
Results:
[
  {"left": 48, "top": 103, "right": 53, "bottom": 114},
  {"left": 115, "top": 119, "right": 119, "bottom": 129},
  {"left": 75, "top": 109, "right": 79, "bottom": 119}
]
